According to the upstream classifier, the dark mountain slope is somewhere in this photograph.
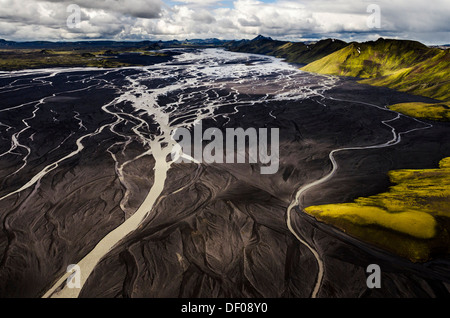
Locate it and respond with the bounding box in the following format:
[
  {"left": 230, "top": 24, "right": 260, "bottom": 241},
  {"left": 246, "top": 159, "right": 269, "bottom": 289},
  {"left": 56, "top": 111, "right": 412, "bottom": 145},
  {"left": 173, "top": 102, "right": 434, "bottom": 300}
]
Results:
[{"left": 225, "top": 35, "right": 348, "bottom": 65}]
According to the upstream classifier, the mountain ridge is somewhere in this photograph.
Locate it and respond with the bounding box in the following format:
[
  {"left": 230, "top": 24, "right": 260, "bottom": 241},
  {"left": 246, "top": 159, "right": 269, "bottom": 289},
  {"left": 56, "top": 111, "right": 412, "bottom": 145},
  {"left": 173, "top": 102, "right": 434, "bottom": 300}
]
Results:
[
  {"left": 225, "top": 35, "right": 348, "bottom": 65},
  {"left": 302, "top": 38, "right": 450, "bottom": 101}
]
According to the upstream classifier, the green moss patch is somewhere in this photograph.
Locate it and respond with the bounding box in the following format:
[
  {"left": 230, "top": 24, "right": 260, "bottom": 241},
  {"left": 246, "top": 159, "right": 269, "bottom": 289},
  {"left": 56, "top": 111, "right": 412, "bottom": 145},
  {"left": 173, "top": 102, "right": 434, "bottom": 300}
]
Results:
[
  {"left": 304, "top": 157, "right": 450, "bottom": 262},
  {"left": 389, "top": 102, "right": 450, "bottom": 121}
]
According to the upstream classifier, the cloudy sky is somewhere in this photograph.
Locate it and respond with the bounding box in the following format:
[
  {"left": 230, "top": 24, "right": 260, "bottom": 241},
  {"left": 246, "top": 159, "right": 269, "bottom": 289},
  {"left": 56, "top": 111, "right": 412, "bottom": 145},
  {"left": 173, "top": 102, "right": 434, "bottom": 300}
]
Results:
[{"left": 0, "top": 0, "right": 449, "bottom": 44}]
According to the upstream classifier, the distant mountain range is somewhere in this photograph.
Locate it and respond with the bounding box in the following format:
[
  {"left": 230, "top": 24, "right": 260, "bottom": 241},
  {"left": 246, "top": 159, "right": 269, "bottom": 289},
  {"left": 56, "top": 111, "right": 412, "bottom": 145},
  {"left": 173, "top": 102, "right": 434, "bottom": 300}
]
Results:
[
  {"left": 431, "top": 44, "right": 450, "bottom": 49},
  {"left": 1, "top": 35, "right": 448, "bottom": 101},
  {"left": 0, "top": 38, "right": 228, "bottom": 50}
]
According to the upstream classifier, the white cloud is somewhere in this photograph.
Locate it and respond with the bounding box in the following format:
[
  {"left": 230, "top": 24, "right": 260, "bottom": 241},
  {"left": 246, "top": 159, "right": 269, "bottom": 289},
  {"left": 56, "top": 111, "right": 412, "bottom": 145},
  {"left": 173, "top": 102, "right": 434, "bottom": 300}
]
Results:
[{"left": 0, "top": 0, "right": 449, "bottom": 44}]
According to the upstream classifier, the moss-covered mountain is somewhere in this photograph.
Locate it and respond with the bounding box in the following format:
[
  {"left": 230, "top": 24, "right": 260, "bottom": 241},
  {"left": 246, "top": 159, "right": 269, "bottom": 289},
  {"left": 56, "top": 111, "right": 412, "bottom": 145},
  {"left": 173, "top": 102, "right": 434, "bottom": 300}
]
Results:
[
  {"left": 302, "top": 38, "right": 450, "bottom": 101},
  {"left": 226, "top": 35, "right": 348, "bottom": 65}
]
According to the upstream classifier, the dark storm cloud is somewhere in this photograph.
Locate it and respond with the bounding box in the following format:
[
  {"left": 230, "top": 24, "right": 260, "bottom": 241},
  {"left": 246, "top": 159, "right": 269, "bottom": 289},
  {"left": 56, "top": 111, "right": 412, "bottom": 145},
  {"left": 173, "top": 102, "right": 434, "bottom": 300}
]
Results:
[
  {"left": 44, "top": 0, "right": 163, "bottom": 19},
  {"left": 238, "top": 15, "right": 261, "bottom": 27}
]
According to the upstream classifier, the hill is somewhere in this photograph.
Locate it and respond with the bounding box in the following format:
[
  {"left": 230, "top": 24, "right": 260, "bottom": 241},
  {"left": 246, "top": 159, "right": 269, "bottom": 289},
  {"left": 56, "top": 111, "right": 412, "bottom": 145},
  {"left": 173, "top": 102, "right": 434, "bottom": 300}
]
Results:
[
  {"left": 225, "top": 35, "right": 348, "bottom": 65},
  {"left": 225, "top": 35, "right": 287, "bottom": 54},
  {"left": 302, "top": 38, "right": 450, "bottom": 101}
]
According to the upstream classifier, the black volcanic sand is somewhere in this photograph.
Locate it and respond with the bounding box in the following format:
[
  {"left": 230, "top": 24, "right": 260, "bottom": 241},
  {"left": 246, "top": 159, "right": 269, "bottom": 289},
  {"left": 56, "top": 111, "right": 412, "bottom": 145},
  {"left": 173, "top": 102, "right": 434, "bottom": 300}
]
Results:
[
  {"left": 0, "top": 66, "right": 449, "bottom": 298},
  {"left": 83, "top": 81, "right": 449, "bottom": 298},
  {"left": 114, "top": 51, "right": 181, "bottom": 66}
]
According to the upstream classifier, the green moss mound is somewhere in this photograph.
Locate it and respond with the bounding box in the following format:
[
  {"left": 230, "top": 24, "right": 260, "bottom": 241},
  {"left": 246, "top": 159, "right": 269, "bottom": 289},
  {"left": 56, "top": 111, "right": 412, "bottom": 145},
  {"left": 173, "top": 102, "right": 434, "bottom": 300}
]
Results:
[
  {"left": 304, "top": 157, "right": 450, "bottom": 262},
  {"left": 389, "top": 102, "right": 450, "bottom": 121}
]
